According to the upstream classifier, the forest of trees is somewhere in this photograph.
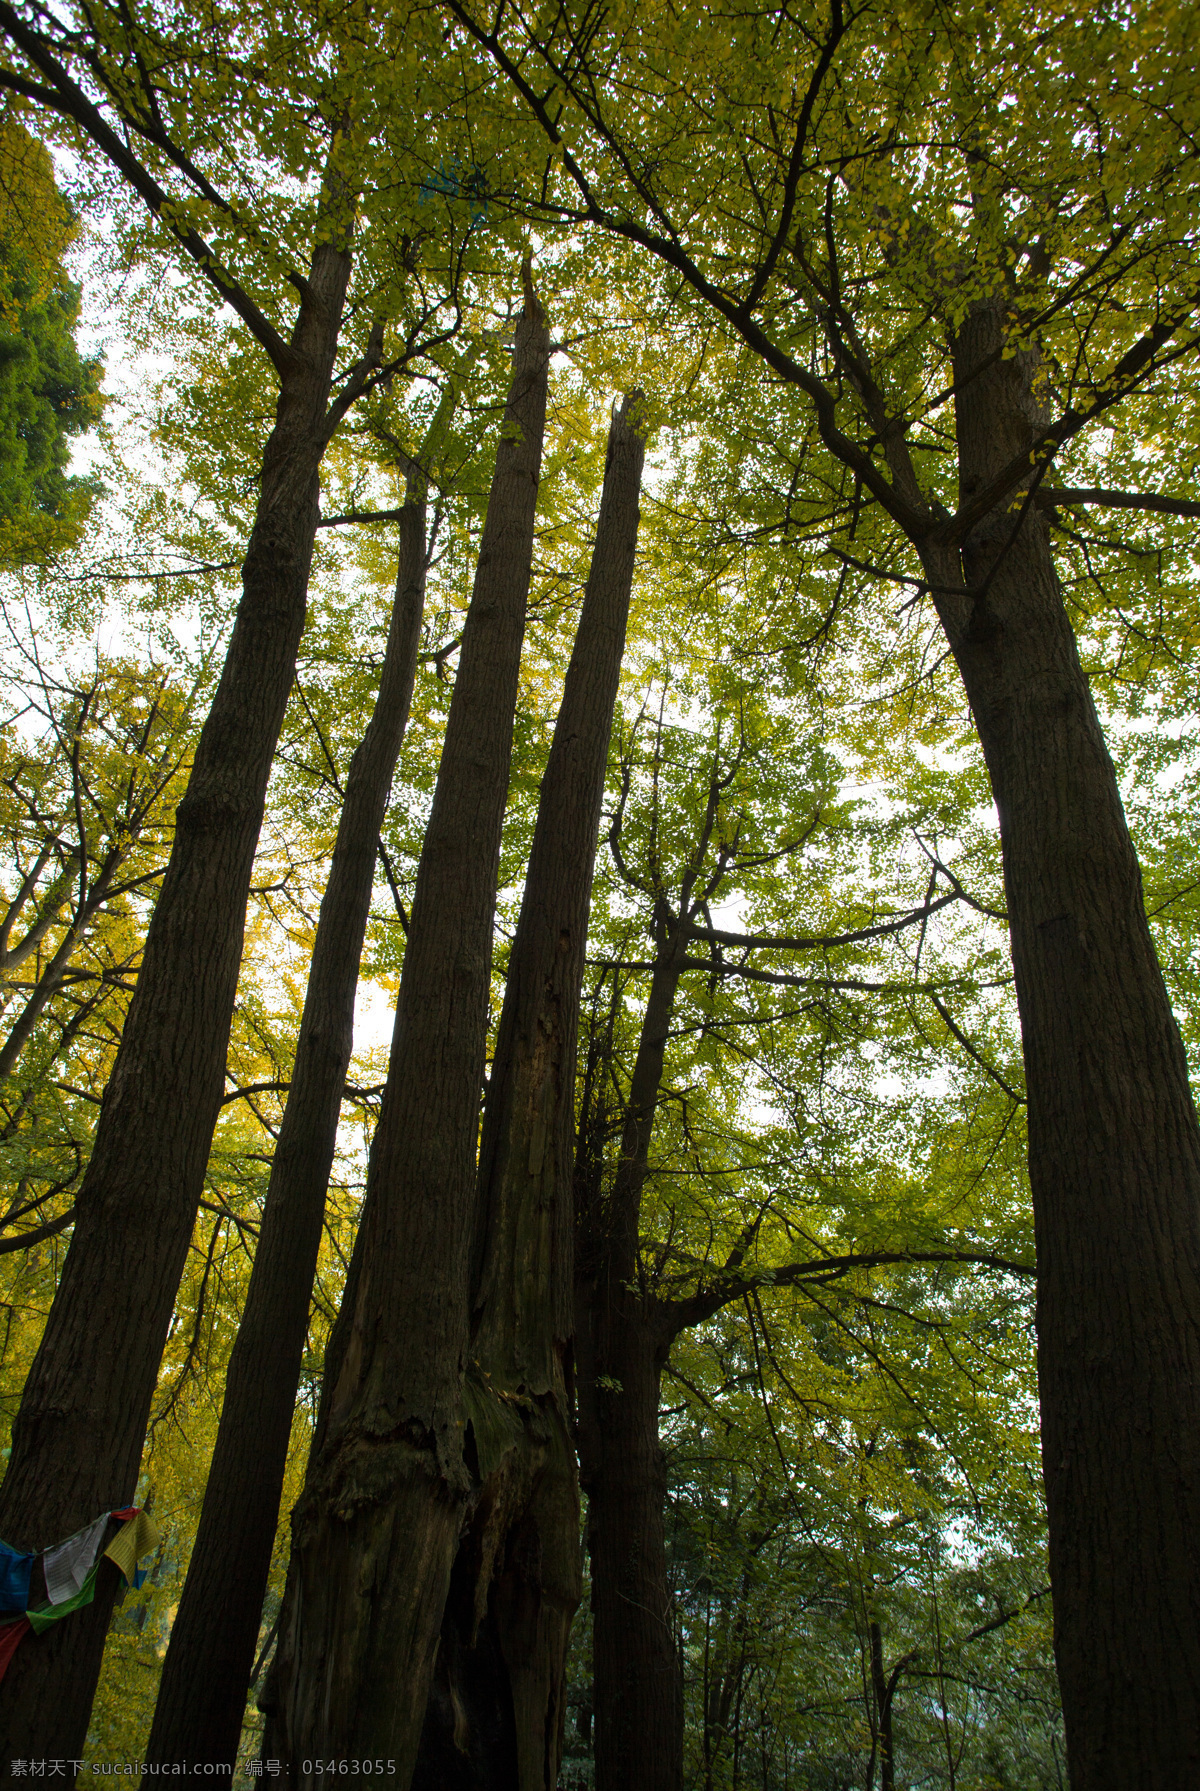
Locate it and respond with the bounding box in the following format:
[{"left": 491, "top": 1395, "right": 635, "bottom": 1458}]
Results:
[{"left": 0, "top": 0, "right": 1196, "bottom": 1785}]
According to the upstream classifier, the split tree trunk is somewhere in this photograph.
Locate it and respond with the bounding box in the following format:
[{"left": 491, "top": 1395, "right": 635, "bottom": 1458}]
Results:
[
  {"left": 575, "top": 940, "right": 688, "bottom": 1791},
  {"left": 0, "top": 234, "right": 354, "bottom": 1761},
  {"left": 925, "top": 300, "right": 1200, "bottom": 1786},
  {"left": 261, "top": 290, "right": 550, "bottom": 1781},
  {"left": 412, "top": 394, "right": 647, "bottom": 1790},
  {"left": 146, "top": 501, "right": 428, "bottom": 1767}
]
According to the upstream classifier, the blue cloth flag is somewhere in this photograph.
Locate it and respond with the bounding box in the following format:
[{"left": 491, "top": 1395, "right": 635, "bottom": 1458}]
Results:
[{"left": 0, "top": 1540, "right": 33, "bottom": 1614}]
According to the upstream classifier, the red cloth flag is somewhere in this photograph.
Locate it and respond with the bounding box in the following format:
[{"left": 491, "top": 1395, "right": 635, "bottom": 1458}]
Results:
[{"left": 0, "top": 1616, "right": 29, "bottom": 1683}]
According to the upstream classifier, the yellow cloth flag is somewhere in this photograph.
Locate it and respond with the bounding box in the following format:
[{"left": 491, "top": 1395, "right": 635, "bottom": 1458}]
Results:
[{"left": 103, "top": 1509, "right": 160, "bottom": 1584}]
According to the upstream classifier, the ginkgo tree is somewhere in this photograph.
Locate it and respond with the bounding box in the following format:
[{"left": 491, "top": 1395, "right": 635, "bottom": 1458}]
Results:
[
  {"left": 0, "top": 0, "right": 526, "bottom": 1749},
  {"left": 0, "top": 639, "right": 202, "bottom": 1254},
  {"left": 1, "top": 2, "right": 1200, "bottom": 1783},
  {"left": 437, "top": 1, "right": 1200, "bottom": 1777}
]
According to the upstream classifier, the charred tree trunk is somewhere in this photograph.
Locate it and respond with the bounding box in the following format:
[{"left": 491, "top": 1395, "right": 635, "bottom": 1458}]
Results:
[
  {"left": 146, "top": 501, "right": 428, "bottom": 1766},
  {"left": 261, "top": 289, "right": 549, "bottom": 1781},
  {"left": 575, "top": 939, "right": 687, "bottom": 1791},
  {"left": 0, "top": 232, "right": 354, "bottom": 1760},
  {"left": 923, "top": 299, "right": 1200, "bottom": 1786},
  {"left": 412, "top": 394, "right": 646, "bottom": 1790}
]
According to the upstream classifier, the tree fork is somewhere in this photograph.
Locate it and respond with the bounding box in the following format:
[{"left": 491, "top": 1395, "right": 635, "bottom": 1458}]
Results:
[
  {"left": 412, "top": 393, "right": 648, "bottom": 1789},
  {"left": 927, "top": 299, "right": 1200, "bottom": 1786},
  {"left": 261, "top": 288, "right": 550, "bottom": 1781},
  {"left": 146, "top": 496, "right": 429, "bottom": 1766},
  {"left": 0, "top": 223, "right": 355, "bottom": 1759}
]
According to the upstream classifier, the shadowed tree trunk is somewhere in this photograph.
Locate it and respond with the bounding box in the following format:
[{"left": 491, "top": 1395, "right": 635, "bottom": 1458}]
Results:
[
  {"left": 571, "top": 783, "right": 964, "bottom": 1791},
  {"left": 575, "top": 939, "right": 687, "bottom": 1791},
  {"left": 572, "top": 738, "right": 758, "bottom": 1791},
  {"left": 919, "top": 300, "right": 1200, "bottom": 1786},
  {"left": 146, "top": 490, "right": 429, "bottom": 1766},
  {"left": 261, "top": 286, "right": 550, "bottom": 1781},
  {"left": 580, "top": 1295, "right": 680, "bottom": 1791},
  {"left": 412, "top": 392, "right": 647, "bottom": 1790},
  {"left": 0, "top": 214, "right": 357, "bottom": 1760},
  {"left": 868, "top": 1619, "right": 898, "bottom": 1791}
]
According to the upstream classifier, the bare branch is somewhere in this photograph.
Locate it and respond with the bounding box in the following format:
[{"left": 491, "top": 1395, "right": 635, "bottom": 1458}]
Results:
[{"left": 1038, "top": 486, "right": 1200, "bottom": 521}]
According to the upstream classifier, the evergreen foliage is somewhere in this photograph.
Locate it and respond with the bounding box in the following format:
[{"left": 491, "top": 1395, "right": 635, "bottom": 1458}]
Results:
[{"left": 0, "top": 106, "right": 101, "bottom": 564}]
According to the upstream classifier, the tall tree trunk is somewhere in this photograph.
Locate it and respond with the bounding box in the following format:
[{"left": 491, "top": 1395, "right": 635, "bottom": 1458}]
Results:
[
  {"left": 146, "top": 500, "right": 428, "bottom": 1767},
  {"left": 413, "top": 394, "right": 647, "bottom": 1790},
  {"left": 924, "top": 299, "right": 1200, "bottom": 1786},
  {"left": 261, "top": 288, "right": 549, "bottom": 1781},
  {"left": 868, "top": 1619, "right": 896, "bottom": 1791},
  {"left": 575, "top": 940, "right": 688, "bottom": 1791},
  {"left": 575, "top": 1286, "right": 681, "bottom": 1791},
  {"left": 0, "top": 228, "right": 354, "bottom": 1760}
]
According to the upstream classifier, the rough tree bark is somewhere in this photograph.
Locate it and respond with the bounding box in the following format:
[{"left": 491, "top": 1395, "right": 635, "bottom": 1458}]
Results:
[
  {"left": 146, "top": 496, "right": 429, "bottom": 1766},
  {"left": 261, "top": 287, "right": 549, "bottom": 1781},
  {"left": 0, "top": 217, "right": 356, "bottom": 1759},
  {"left": 921, "top": 299, "right": 1200, "bottom": 1786},
  {"left": 412, "top": 393, "right": 646, "bottom": 1791},
  {"left": 574, "top": 938, "right": 688, "bottom": 1791}
]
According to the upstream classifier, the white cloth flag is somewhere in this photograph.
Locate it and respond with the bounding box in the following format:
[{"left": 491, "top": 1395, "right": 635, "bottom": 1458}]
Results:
[{"left": 43, "top": 1512, "right": 109, "bottom": 1605}]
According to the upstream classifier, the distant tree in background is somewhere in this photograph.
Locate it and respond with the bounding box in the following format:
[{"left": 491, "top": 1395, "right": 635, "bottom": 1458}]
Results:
[{"left": 0, "top": 104, "right": 101, "bottom": 565}]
